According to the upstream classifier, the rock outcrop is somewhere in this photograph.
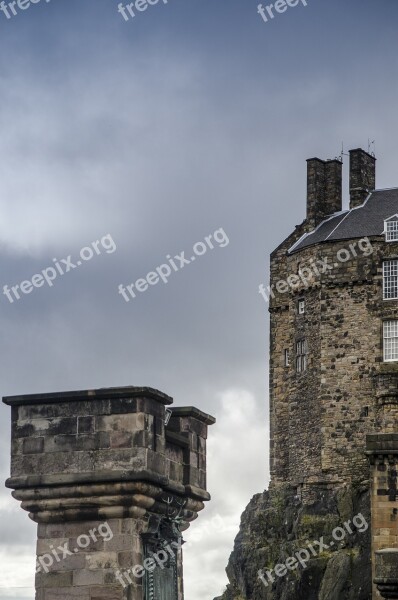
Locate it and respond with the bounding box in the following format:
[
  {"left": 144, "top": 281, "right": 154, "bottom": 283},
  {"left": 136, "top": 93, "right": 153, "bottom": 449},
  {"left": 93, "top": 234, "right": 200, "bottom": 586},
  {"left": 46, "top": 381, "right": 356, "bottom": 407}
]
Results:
[{"left": 215, "top": 483, "right": 372, "bottom": 600}]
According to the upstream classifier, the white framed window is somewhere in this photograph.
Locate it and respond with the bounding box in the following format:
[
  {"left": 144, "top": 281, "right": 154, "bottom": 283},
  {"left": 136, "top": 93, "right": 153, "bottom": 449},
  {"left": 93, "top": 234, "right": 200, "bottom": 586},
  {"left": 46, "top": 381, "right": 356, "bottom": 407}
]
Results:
[
  {"left": 383, "top": 320, "right": 398, "bottom": 361},
  {"left": 284, "top": 349, "right": 290, "bottom": 367},
  {"left": 385, "top": 218, "right": 398, "bottom": 242},
  {"left": 298, "top": 299, "right": 305, "bottom": 314},
  {"left": 296, "top": 339, "right": 307, "bottom": 373},
  {"left": 383, "top": 260, "right": 398, "bottom": 299}
]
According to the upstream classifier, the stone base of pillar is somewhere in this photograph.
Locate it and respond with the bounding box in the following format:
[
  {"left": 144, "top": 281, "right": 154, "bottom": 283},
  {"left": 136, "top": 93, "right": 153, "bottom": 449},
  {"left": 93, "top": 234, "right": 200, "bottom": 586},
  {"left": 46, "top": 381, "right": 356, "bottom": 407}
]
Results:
[{"left": 374, "top": 549, "right": 398, "bottom": 599}]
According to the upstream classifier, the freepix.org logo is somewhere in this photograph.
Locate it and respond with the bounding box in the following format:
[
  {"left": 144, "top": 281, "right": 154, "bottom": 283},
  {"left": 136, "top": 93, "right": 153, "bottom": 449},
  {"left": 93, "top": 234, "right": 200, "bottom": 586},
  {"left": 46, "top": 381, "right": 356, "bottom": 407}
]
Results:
[
  {"left": 3, "top": 234, "right": 117, "bottom": 304},
  {"left": 257, "top": 0, "right": 308, "bottom": 24},
  {"left": 0, "top": 0, "right": 51, "bottom": 20},
  {"left": 36, "top": 522, "right": 114, "bottom": 574},
  {"left": 258, "top": 513, "right": 369, "bottom": 588},
  {"left": 118, "top": 228, "right": 230, "bottom": 302},
  {"left": 258, "top": 237, "right": 374, "bottom": 304},
  {"left": 117, "top": 0, "right": 168, "bottom": 22}
]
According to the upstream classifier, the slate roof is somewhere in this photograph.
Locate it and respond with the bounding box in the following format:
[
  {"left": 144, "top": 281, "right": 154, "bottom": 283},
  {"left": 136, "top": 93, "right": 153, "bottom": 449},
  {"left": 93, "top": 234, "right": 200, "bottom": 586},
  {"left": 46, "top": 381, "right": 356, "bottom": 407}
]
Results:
[{"left": 290, "top": 188, "right": 398, "bottom": 253}]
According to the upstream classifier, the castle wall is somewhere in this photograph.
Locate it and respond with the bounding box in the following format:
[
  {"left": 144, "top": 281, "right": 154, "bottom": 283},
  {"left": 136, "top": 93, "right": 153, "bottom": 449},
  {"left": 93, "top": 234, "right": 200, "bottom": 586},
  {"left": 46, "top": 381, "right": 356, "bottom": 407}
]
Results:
[
  {"left": 268, "top": 223, "right": 310, "bottom": 482},
  {"left": 270, "top": 236, "right": 398, "bottom": 486},
  {"left": 288, "top": 286, "right": 322, "bottom": 485}
]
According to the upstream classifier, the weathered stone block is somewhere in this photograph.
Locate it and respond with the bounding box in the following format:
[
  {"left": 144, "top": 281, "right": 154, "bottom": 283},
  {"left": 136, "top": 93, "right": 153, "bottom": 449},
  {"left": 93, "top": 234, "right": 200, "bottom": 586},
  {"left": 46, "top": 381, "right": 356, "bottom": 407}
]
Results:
[
  {"left": 36, "top": 571, "right": 73, "bottom": 588},
  {"left": 78, "top": 416, "right": 95, "bottom": 434},
  {"left": 73, "top": 569, "right": 104, "bottom": 586},
  {"left": 23, "top": 437, "right": 44, "bottom": 454},
  {"left": 110, "top": 432, "right": 133, "bottom": 449},
  {"left": 90, "top": 587, "right": 123, "bottom": 600},
  {"left": 44, "top": 587, "right": 90, "bottom": 599}
]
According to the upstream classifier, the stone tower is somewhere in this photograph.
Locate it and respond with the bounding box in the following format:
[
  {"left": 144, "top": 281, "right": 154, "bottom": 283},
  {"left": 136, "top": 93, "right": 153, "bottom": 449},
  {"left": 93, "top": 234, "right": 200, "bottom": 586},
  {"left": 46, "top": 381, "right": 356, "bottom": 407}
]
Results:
[
  {"left": 267, "top": 148, "right": 398, "bottom": 598},
  {"left": 3, "top": 386, "right": 215, "bottom": 600},
  {"left": 215, "top": 148, "right": 397, "bottom": 600}
]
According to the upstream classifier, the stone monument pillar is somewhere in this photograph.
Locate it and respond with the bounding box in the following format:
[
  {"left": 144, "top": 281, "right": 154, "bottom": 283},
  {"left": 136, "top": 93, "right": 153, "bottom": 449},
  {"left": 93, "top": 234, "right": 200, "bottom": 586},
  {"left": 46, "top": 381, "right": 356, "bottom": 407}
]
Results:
[
  {"left": 366, "top": 434, "right": 398, "bottom": 600},
  {"left": 3, "top": 386, "right": 215, "bottom": 600}
]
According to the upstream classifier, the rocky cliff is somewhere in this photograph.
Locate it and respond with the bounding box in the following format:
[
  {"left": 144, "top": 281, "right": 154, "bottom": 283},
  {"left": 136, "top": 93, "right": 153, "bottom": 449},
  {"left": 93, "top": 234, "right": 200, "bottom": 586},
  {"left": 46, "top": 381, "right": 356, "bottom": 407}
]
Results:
[{"left": 215, "top": 482, "right": 372, "bottom": 600}]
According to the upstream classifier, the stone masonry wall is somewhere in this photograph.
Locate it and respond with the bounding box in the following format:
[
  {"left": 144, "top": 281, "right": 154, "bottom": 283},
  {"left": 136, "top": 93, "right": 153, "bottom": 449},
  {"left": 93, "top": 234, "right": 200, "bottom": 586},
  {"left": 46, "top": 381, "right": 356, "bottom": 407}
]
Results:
[
  {"left": 270, "top": 236, "right": 398, "bottom": 487},
  {"left": 288, "top": 285, "right": 322, "bottom": 485},
  {"left": 269, "top": 222, "right": 310, "bottom": 482},
  {"left": 36, "top": 517, "right": 147, "bottom": 600}
]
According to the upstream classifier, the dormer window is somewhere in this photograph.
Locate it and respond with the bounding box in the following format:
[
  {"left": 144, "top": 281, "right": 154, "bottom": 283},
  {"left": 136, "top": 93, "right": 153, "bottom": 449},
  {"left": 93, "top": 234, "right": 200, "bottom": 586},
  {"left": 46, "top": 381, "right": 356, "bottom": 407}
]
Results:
[{"left": 384, "top": 215, "right": 398, "bottom": 242}]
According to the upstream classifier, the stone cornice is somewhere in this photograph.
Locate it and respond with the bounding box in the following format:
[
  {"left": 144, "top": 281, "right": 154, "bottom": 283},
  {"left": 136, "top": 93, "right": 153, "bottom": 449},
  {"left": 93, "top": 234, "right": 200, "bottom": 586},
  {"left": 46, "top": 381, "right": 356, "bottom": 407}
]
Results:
[
  {"left": 6, "top": 469, "right": 211, "bottom": 500},
  {"left": 169, "top": 407, "right": 216, "bottom": 425},
  {"left": 7, "top": 476, "right": 209, "bottom": 524},
  {"left": 2, "top": 386, "right": 173, "bottom": 406}
]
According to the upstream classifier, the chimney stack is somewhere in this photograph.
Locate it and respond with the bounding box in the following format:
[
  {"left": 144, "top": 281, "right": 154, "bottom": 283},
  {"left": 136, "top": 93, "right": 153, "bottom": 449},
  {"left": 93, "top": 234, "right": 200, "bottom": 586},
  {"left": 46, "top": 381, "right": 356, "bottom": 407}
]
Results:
[
  {"left": 349, "top": 148, "right": 376, "bottom": 209},
  {"left": 306, "top": 157, "right": 342, "bottom": 227}
]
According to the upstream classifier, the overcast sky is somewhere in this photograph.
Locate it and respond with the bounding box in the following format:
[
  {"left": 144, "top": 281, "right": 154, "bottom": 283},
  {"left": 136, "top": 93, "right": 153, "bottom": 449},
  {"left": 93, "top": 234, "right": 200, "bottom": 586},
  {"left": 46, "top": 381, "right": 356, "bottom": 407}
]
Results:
[{"left": 0, "top": 0, "right": 398, "bottom": 598}]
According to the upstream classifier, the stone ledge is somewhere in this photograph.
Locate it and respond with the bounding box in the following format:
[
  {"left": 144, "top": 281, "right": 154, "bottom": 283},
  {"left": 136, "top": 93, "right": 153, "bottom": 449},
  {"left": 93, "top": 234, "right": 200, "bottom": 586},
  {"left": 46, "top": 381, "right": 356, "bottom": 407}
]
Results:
[
  {"left": 169, "top": 406, "right": 216, "bottom": 425},
  {"left": 8, "top": 477, "right": 209, "bottom": 524},
  {"left": 6, "top": 469, "right": 211, "bottom": 502},
  {"left": 366, "top": 434, "right": 398, "bottom": 456},
  {"left": 2, "top": 386, "right": 173, "bottom": 407},
  {"left": 367, "top": 435, "right": 398, "bottom": 442},
  {"left": 6, "top": 468, "right": 170, "bottom": 490}
]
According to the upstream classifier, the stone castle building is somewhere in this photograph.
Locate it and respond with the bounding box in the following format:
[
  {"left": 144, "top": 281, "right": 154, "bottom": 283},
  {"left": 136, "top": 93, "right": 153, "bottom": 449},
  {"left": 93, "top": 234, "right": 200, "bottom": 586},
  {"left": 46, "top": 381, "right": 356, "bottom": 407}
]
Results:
[
  {"left": 217, "top": 148, "right": 398, "bottom": 600},
  {"left": 3, "top": 386, "right": 215, "bottom": 600},
  {"left": 269, "top": 149, "right": 397, "bottom": 488},
  {"left": 268, "top": 148, "right": 398, "bottom": 598}
]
